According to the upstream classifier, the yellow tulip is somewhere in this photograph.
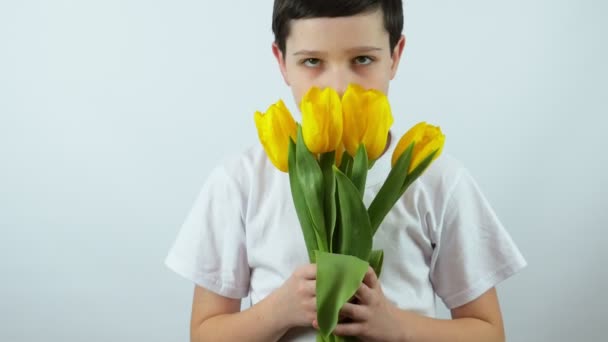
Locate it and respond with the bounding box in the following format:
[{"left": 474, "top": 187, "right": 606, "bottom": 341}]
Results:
[
  {"left": 342, "top": 84, "right": 394, "bottom": 161},
  {"left": 300, "top": 87, "right": 343, "bottom": 154},
  {"left": 254, "top": 99, "right": 297, "bottom": 172},
  {"left": 392, "top": 122, "right": 445, "bottom": 173}
]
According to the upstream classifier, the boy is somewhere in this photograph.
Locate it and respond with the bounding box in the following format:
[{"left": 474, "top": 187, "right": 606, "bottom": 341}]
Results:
[{"left": 165, "top": 1, "right": 527, "bottom": 341}]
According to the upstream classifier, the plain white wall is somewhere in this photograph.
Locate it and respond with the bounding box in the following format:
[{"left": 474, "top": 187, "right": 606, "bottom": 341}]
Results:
[{"left": 1, "top": 0, "right": 606, "bottom": 341}]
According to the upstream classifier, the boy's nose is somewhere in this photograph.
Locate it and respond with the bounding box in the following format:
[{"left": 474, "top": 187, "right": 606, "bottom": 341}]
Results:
[{"left": 324, "top": 67, "right": 352, "bottom": 97}]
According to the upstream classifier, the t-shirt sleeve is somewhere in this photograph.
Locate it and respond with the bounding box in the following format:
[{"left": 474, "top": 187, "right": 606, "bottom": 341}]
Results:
[
  {"left": 164, "top": 165, "right": 250, "bottom": 299},
  {"left": 429, "top": 168, "right": 527, "bottom": 309}
]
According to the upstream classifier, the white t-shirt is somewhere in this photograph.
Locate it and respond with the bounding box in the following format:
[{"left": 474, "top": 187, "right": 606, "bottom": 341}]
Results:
[{"left": 165, "top": 135, "right": 527, "bottom": 341}]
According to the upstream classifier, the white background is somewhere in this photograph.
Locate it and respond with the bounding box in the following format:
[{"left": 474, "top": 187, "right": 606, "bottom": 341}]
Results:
[{"left": 1, "top": 1, "right": 606, "bottom": 341}]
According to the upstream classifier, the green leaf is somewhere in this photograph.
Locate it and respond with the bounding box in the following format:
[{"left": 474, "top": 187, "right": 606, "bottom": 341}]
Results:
[
  {"left": 401, "top": 149, "right": 439, "bottom": 192},
  {"left": 367, "top": 159, "right": 376, "bottom": 170},
  {"left": 333, "top": 166, "right": 372, "bottom": 261},
  {"left": 338, "top": 151, "right": 354, "bottom": 179},
  {"left": 316, "top": 333, "right": 331, "bottom": 342},
  {"left": 331, "top": 189, "right": 342, "bottom": 254},
  {"left": 296, "top": 125, "right": 328, "bottom": 252},
  {"left": 367, "top": 142, "right": 414, "bottom": 235},
  {"left": 320, "top": 152, "right": 337, "bottom": 251},
  {"left": 288, "top": 138, "right": 318, "bottom": 262},
  {"left": 350, "top": 144, "right": 368, "bottom": 197},
  {"left": 369, "top": 250, "right": 384, "bottom": 278},
  {"left": 315, "top": 251, "right": 369, "bottom": 338},
  {"left": 338, "top": 151, "right": 353, "bottom": 176},
  {"left": 345, "top": 159, "right": 354, "bottom": 179}
]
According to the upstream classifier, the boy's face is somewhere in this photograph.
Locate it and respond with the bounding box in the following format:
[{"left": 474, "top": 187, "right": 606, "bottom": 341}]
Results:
[{"left": 273, "top": 9, "right": 405, "bottom": 108}]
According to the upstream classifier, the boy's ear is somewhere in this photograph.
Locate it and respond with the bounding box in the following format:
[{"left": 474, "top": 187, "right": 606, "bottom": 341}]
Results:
[
  {"left": 390, "top": 35, "right": 406, "bottom": 80},
  {"left": 272, "top": 42, "right": 290, "bottom": 86}
]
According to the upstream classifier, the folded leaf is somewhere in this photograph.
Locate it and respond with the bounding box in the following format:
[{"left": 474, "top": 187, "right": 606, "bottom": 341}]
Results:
[
  {"left": 288, "top": 138, "right": 319, "bottom": 262},
  {"left": 320, "top": 152, "right": 337, "bottom": 251},
  {"left": 350, "top": 144, "right": 368, "bottom": 197},
  {"left": 331, "top": 193, "right": 342, "bottom": 255},
  {"left": 333, "top": 166, "right": 372, "bottom": 261},
  {"left": 296, "top": 125, "right": 329, "bottom": 252},
  {"left": 315, "top": 251, "right": 369, "bottom": 338}
]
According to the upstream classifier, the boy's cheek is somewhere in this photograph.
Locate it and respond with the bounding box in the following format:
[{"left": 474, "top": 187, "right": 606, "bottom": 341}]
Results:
[{"left": 286, "top": 75, "right": 315, "bottom": 105}]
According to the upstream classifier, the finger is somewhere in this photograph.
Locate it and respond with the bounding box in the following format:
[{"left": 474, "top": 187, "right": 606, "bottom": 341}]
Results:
[
  {"left": 298, "top": 263, "right": 317, "bottom": 280},
  {"left": 333, "top": 322, "right": 365, "bottom": 337},
  {"left": 339, "top": 302, "right": 369, "bottom": 321},
  {"left": 305, "top": 297, "right": 317, "bottom": 312},
  {"left": 305, "top": 279, "right": 316, "bottom": 296},
  {"left": 355, "top": 282, "right": 374, "bottom": 305},
  {"left": 306, "top": 311, "right": 317, "bottom": 325},
  {"left": 296, "top": 280, "right": 316, "bottom": 298},
  {"left": 362, "top": 266, "right": 379, "bottom": 288}
]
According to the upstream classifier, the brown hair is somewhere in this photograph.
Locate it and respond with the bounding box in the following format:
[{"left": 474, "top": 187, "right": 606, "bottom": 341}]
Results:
[{"left": 272, "top": 0, "right": 404, "bottom": 56}]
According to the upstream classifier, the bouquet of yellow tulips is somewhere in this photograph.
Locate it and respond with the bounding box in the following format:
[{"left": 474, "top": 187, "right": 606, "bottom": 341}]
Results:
[{"left": 254, "top": 84, "right": 445, "bottom": 341}]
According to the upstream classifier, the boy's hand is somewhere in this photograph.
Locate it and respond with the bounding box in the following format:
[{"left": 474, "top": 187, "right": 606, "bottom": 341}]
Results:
[
  {"left": 275, "top": 263, "right": 317, "bottom": 329},
  {"left": 315, "top": 266, "right": 405, "bottom": 342}
]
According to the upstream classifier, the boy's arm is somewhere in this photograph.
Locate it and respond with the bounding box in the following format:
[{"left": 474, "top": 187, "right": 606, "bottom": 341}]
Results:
[
  {"left": 190, "top": 264, "right": 318, "bottom": 342},
  {"left": 329, "top": 268, "right": 505, "bottom": 342},
  {"left": 190, "top": 285, "right": 289, "bottom": 342},
  {"left": 395, "top": 287, "right": 505, "bottom": 342}
]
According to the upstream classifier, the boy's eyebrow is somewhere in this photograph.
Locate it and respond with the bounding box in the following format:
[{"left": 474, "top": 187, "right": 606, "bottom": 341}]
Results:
[
  {"left": 293, "top": 50, "right": 328, "bottom": 57},
  {"left": 292, "top": 46, "right": 383, "bottom": 56},
  {"left": 346, "top": 46, "right": 383, "bottom": 53}
]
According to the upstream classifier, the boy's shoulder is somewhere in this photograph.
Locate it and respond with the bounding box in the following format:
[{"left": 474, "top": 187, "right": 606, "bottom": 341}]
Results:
[
  {"left": 207, "top": 143, "right": 473, "bottom": 204},
  {"left": 204, "top": 143, "right": 277, "bottom": 189},
  {"left": 413, "top": 152, "right": 468, "bottom": 194}
]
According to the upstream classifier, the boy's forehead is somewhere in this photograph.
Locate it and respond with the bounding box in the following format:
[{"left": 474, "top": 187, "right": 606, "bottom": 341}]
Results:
[{"left": 285, "top": 9, "right": 389, "bottom": 54}]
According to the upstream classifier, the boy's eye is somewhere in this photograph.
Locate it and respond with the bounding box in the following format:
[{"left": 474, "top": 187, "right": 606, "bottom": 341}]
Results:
[
  {"left": 353, "top": 56, "right": 374, "bottom": 65},
  {"left": 302, "top": 58, "right": 321, "bottom": 67}
]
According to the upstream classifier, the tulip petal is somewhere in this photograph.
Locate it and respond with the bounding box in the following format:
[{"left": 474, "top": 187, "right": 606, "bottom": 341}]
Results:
[
  {"left": 342, "top": 84, "right": 393, "bottom": 161},
  {"left": 253, "top": 100, "right": 297, "bottom": 172},
  {"left": 406, "top": 124, "right": 445, "bottom": 172},
  {"left": 301, "top": 86, "right": 343, "bottom": 154},
  {"left": 342, "top": 84, "right": 368, "bottom": 156},
  {"left": 391, "top": 121, "right": 427, "bottom": 168}
]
